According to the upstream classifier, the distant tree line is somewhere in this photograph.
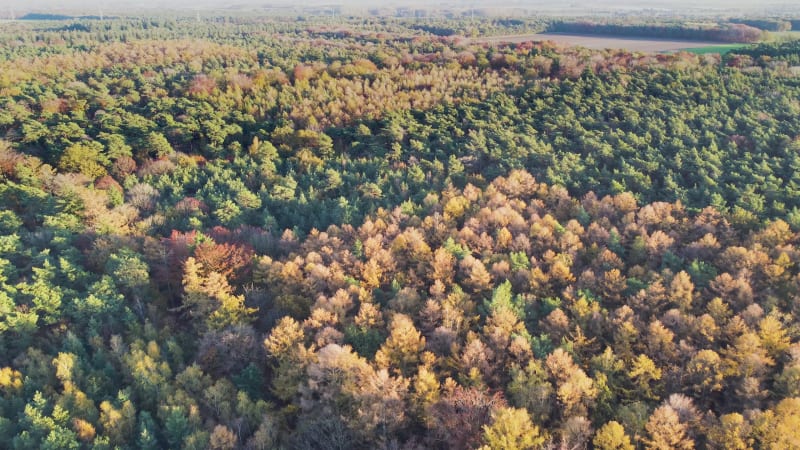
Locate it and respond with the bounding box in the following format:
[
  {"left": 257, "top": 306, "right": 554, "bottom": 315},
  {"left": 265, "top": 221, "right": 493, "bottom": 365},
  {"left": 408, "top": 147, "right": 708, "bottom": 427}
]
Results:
[
  {"left": 548, "top": 21, "right": 765, "bottom": 43},
  {"left": 729, "top": 18, "right": 792, "bottom": 32}
]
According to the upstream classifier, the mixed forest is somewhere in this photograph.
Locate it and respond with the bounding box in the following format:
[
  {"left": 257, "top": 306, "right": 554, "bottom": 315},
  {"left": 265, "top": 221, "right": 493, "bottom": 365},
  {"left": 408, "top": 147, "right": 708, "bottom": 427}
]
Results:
[{"left": 2, "top": 16, "right": 800, "bottom": 449}]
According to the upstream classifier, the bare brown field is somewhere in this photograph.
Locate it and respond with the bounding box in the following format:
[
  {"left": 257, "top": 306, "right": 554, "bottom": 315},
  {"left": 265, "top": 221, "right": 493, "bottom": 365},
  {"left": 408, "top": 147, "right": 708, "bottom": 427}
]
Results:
[{"left": 470, "top": 32, "right": 725, "bottom": 52}]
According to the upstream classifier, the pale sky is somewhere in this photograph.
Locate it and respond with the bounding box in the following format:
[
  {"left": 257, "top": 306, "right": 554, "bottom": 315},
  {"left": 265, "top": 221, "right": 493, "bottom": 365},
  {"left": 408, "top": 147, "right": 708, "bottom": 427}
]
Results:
[{"left": 2, "top": 0, "right": 798, "bottom": 15}]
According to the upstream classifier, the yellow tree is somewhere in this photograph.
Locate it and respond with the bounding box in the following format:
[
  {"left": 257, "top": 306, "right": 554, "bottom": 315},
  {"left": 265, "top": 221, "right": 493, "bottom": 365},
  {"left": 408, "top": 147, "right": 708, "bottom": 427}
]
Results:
[
  {"left": 481, "top": 407, "right": 545, "bottom": 450},
  {"left": 643, "top": 405, "right": 694, "bottom": 450},
  {"left": 753, "top": 397, "right": 800, "bottom": 449},
  {"left": 593, "top": 421, "right": 634, "bottom": 450},
  {"left": 431, "top": 247, "right": 455, "bottom": 284},
  {"left": 707, "top": 413, "right": 752, "bottom": 450},
  {"left": 669, "top": 271, "right": 695, "bottom": 312},
  {"left": 263, "top": 317, "right": 313, "bottom": 402},
  {"left": 723, "top": 332, "right": 774, "bottom": 379},
  {"left": 629, "top": 354, "right": 662, "bottom": 400},
  {"left": 412, "top": 366, "right": 440, "bottom": 425},
  {"left": 99, "top": 394, "right": 137, "bottom": 447},
  {"left": 546, "top": 348, "right": 597, "bottom": 417},
  {"left": 181, "top": 257, "right": 256, "bottom": 330},
  {"left": 757, "top": 314, "right": 790, "bottom": 358},
  {"left": 686, "top": 349, "right": 725, "bottom": 396},
  {"left": 375, "top": 314, "right": 426, "bottom": 377}
]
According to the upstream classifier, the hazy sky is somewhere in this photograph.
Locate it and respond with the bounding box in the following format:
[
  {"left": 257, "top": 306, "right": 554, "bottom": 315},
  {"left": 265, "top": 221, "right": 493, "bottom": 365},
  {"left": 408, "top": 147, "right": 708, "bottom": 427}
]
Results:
[{"left": 2, "top": 0, "right": 798, "bottom": 15}]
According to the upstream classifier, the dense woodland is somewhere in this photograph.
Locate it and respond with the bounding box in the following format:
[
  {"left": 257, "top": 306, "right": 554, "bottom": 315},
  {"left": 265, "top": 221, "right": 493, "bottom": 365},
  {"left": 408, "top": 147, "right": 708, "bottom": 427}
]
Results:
[
  {"left": 2, "top": 16, "right": 800, "bottom": 449},
  {"left": 728, "top": 19, "right": 793, "bottom": 33}
]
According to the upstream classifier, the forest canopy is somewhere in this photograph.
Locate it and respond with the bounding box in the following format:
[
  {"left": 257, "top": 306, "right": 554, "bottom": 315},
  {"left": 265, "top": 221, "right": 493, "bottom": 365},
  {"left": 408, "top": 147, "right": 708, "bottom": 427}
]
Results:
[{"left": 1, "top": 15, "right": 800, "bottom": 450}]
